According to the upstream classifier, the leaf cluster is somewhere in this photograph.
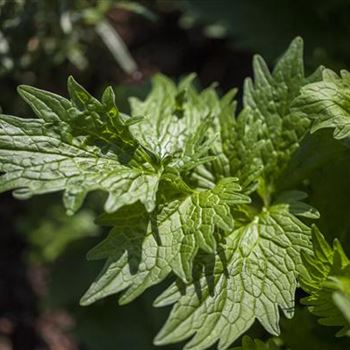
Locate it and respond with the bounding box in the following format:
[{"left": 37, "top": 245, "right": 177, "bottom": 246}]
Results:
[{"left": 1, "top": 37, "right": 350, "bottom": 349}]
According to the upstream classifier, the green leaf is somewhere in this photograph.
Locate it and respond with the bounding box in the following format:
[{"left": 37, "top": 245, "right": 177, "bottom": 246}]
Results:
[
  {"left": 80, "top": 178, "right": 250, "bottom": 305},
  {"left": 66, "top": 76, "right": 144, "bottom": 160},
  {"left": 196, "top": 94, "right": 264, "bottom": 194},
  {"left": 242, "top": 37, "right": 323, "bottom": 192},
  {"left": 166, "top": 177, "right": 250, "bottom": 283},
  {"left": 293, "top": 68, "right": 350, "bottom": 140},
  {"left": 230, "top": 336, "right": 281, "bottom": 350},
  {"left": 0, "top": 113, "right": 159, "bottom": 214},
  {"left": 198, "top": 37, "right": 323, "bottom": 199},
  {"left": 153, "top": 204, "right": 312, "bottom": 350},
  {"left": 0, "top": 76, "right": 219, "bottom": 215},
  {"left": 129, "top": 74, "right": 218, "bottom": 163},
  {"left": 80, "top": 203, "right": 164, "bottom": 306},
  {"left": 300, "top": 226, "right": 350, "bottom": 336}
]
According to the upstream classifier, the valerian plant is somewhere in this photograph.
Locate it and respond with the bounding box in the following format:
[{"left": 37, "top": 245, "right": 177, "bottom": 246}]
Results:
[{"left": 1, "top": 37, "right": 350, "bottom": 349}]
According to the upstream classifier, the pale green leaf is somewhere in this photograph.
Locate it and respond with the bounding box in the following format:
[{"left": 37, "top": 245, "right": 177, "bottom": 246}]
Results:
[
  {"left": 129, "top": 74, "right": 218, "bottom": 163},
  {"left": 198, "top": 99, "right": 264, "bottom": 194},
  {"left": 0, "top": 76, "right": 219, "bottom": 215},
  {"left": 0, "top": 38, "right": 329, "bottom": 350},
  {"left": 154, "top": 205, "right": 312, "bottom": 350},
  {"left": 0, "top": 112, "right": 159, "bottom": 214},
  {"left": 80, "top": 178, "right": 249, "bottom": 305},
  {"left": 293, "top": 68, "right": 350, "bottom": 140}
]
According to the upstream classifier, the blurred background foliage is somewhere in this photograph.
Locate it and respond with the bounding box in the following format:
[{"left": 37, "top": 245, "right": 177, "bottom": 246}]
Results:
[
  {"left": 0, "top": 0, "right": 159, "bottom": 77},
  {"left": 179, "top": 0, "right": 350, "bottom": 70},
  {"left": 1, "top": 0, "right": 350, "bottom": 349}
]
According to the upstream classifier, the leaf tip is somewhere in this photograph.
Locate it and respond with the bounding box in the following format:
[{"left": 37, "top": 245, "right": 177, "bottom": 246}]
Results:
[
  {"left": 293, "top": 35, "right": 304, "bottom": 47},
  {"left": 67, "top": 75, "right": 77, "bottom": 86},
  {"left": 17, "top": 84, "right": 33, "bottom": 100},
  {"left": 79, "top": 293, "right": 92, "bottom": 306},
  {"left": 153, "top": 332, "right": 167, "bottom": 346}
]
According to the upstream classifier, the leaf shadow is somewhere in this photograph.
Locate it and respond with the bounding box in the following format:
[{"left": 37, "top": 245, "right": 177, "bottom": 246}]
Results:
[{"left": 177, "top": 242, "right": 229, "bottom": 301}]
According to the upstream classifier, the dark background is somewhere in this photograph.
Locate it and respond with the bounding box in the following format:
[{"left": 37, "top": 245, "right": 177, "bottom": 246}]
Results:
[{"left": 1, "top": 1, "right": 350, "bottom": 349}]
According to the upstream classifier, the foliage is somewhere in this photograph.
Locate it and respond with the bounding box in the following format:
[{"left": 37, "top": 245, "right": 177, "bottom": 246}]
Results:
[
  {"left": 17, "top": 195, "right": 100, "bottom": 262},
  {"left": 300, "top": 226, "right": 350, "bottom": 336},
  {"left": 294, "top": 69, "right": 350, "bottom": 140},
  {"left": 1, "top": 36, "right": 350, "bottom": 350}
]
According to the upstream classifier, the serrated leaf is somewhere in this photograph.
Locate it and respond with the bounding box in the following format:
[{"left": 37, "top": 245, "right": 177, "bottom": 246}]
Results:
[
  {"left": 129, "top": 74, "right": 217, "bottom": 161},
  {"left": 80, "top": 202, "right": 166, "bottom": 306},
  {"left": 194, "top": 87, "right": 264, "bottom": 194},
  {"left": 18, "top": 79, "right": 143, "bottom": 161},
  {"left": 201, "top": 99, "right": 264, "bottom": 194},
  {"left": 242, "top": 37, "right": 323, "bottom": 191},
  {"left": 300, "top": 226, "right": 350, "bottom": 336},
  {"left": 199, "top": 37, "right": 323, "bottom": 199},
  {"left": 80, "top": 178, "right": 249, "bottom": 305},
  {"left": 167, "top": 177, "right": 250, "bottom": 282},
  {"left": 293, "top": 68, "right": 350, "bottom": 140},
  {"left": 0, "top": 76, "right": 221, "bottom": 215},
  {"left": 154, "top": 205, "right": 312, "bottom": 350},
  {"left": 0, "top": 112, "right": 159, "bottom": 214}
]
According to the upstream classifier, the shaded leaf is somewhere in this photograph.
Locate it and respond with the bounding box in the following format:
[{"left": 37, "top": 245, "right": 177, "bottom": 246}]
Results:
[{"left": 300, "top": 226, "right": 350, "bottom": 336}]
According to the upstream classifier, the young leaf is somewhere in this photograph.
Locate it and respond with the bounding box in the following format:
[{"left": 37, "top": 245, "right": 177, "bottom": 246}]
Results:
[
  {"left": 300, "top": 226, "right": 350, "bottom": 336},
  {"left": 294, "top": 69, "right": 350, "bottom": 140},
  {"left": 199, "top": 37, "right": 323, "bottom": 199},
  {"left": 243, "top": 37, "right": 324, "bottom": 191},
  {"left": 154, "top": 205, "right": 312, "bottom": 350},
  {"left": 129, "top": 74, "right": 217, "bottom": 161},
  {"left": 198, "top": 97, "right": 264, "bottom": 194}
]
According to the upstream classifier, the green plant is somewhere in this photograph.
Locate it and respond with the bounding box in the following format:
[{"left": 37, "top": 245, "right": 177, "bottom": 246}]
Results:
[{"left": 1, "top": 37, "right": 350, "bottom": 349}]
